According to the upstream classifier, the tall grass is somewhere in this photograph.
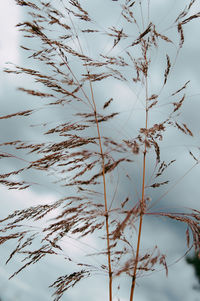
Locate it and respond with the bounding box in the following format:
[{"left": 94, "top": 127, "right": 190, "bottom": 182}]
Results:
[{"left": 0, "top": 0, "right": 200, "bottom": 300}]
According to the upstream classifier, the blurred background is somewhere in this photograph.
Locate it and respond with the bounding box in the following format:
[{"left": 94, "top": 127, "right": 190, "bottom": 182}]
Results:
[{"left": 0, "top": 0, "right": 200, "bottom": 300}]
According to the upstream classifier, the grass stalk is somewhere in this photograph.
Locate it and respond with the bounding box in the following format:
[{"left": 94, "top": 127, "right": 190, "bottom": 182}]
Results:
[
  {"left": 130, "top": 44, "right": 149, "bottom": 301},
  {"left": 68, "top": 14, "right": 112, "bottom": 300},
  {"left": 93, "top": 104, "right": 113, "bottom": 301}
]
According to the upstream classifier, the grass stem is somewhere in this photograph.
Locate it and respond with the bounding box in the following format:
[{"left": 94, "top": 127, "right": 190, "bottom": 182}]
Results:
[{"left": 130, "top": 43, "right": 148, "bottom": 301}]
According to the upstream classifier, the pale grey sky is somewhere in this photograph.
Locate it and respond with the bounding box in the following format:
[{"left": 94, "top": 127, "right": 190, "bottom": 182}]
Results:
[{"left": 1, "top": 1, "right": 200, "bottom": 301}]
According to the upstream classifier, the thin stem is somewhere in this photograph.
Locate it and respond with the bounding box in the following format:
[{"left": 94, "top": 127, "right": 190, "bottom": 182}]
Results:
[
  {"left": 129, "top": 42, "right": 149, "bottom": 301},
  {"left": 40, "top": 34, "right": 93, "bottom": 109},
  {"left": 68, "top": 14, "right": 113, "bottom": 301},
  {"left": 94, "top": 107, "right": 113, "bottom": 301},
  {"left": 129, "top": 152, "right": 146, "bottom": 301},
  {"left": 148, "top": 161, "right": 199, "bottom": 209},
  {"left": 139, "top": 0, "right": 145, "bottom": 30}
]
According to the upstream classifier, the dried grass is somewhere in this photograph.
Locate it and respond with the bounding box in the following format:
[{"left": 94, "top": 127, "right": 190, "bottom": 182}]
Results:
[{"left": 0, "top": 0, "right": 200, "bottom": 301}]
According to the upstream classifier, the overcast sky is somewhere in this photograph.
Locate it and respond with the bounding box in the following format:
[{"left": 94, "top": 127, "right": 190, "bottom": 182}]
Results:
[{"left": 1, "top": 1, "right": 200, "bottom": 301}]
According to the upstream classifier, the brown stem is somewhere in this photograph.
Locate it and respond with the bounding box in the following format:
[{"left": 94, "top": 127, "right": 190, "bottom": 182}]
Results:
[
  {"left": 129, "top": 43, "right": 148, "bottom": 301},
  {"left": 129, "top": 150, "right": 146, "bottom": 301},
  {"left": 92, "top": 93, "right": 113, "bottom": 301},
  {"left": 68, "top": 15, "right": 112, "bottom": 301}
]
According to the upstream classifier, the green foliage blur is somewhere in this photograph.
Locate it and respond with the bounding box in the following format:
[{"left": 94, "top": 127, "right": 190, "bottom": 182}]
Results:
[{"left": 186, "top": 253, "right": 200, "bottom": 290}]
